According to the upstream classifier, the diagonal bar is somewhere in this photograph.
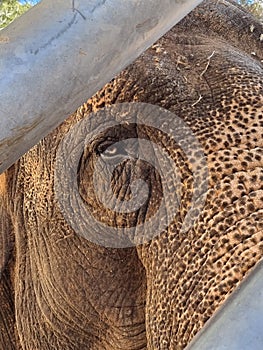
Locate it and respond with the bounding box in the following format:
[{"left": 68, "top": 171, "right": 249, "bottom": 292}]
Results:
[
  {"left": 186, "top": 259, "right": 263, "bottom": 350},
  {"left": 0, "top": 0, "right": 202, "bottom": 173}
]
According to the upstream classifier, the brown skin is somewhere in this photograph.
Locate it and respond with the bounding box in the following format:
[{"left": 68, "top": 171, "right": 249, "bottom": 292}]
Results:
[{"left": 1, "top": 1, "right": 263, "bottom": 349}]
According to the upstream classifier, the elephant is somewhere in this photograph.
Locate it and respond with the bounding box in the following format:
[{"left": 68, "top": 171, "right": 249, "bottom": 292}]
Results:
[{"left": 0, "top": 0, "right": 262, "bottom": 349}]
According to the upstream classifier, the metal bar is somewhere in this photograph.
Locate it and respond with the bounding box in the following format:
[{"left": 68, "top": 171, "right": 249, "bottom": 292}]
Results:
[
  {"left": 186, "top": 259, "right": 263, "bottom": 350},
  {"left": 0, "top": 0, "right": 203, "bottom": 173}
]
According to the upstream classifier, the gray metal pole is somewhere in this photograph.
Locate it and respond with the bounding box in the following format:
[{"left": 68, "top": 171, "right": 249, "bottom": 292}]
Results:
[
  {"left": 186, "top": 259, "right": 263, "bottom": 350},
  {"left": 0, "top": 0, "right": 202, "bottom": 173}
]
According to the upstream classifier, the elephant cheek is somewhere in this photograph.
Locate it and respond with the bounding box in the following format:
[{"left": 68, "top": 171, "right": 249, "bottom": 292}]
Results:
[{"left": 77, "top": 151, "right": 164, "bottom": 246}]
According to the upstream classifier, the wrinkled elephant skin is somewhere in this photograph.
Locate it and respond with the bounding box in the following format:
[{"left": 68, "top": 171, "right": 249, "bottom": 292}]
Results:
[{"left": 0, "top": 1, "right": 262, "bottom": 349}]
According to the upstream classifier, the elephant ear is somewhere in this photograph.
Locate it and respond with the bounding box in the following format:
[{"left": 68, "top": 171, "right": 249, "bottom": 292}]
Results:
[{"left": 0, "top": 173, "right": 12, "bottom": 278}]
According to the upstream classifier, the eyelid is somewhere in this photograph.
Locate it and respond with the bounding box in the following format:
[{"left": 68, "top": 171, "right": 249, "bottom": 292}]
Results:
[
  {"left": 104, "top": 145, "right": 117, "bottom": 154},
  {"left": 96, "top": 140, "right": 115, "bottom": 154},
  {"left": 98, "top": 142, "right": 129, "bottom": 159}
]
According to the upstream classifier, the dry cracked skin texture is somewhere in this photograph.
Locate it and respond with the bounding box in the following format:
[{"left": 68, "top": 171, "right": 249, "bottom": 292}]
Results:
[{"left": 0, "top": 0, "right": 263, "bottom": 349}]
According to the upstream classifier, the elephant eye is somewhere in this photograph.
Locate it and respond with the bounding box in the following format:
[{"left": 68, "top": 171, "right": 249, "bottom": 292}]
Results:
[{"left": 96, "top": 141, "right": 128, "bottom": 160}]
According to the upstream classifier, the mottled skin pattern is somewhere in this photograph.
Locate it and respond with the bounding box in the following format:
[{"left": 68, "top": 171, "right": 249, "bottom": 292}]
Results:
[{"left": 0, "top": 0, "right": 263, "bottom": 349}]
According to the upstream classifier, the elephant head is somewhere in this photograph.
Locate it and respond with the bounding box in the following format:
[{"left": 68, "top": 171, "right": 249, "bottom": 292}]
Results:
[{"left": 0, "top": 0, "right": 262, "bottom": 349}]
